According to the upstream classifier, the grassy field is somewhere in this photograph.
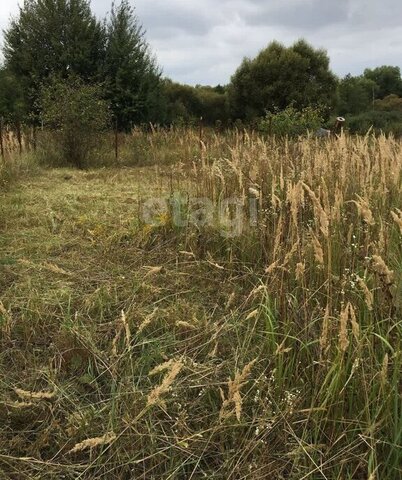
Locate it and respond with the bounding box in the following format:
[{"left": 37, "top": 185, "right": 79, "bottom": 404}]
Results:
[{"left": 0, "top": 131, "right": 401, "bottom": 479}]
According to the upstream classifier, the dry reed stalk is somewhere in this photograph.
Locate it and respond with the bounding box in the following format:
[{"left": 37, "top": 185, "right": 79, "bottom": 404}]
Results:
[
  {"left": 112, "top": 310, "right": 131, "bottom": 356},
  {"left": 331, "top": 185, "right": 343, "bottom": 223},
  {"left": 0, "top": 301, "right": 13, "bottom": 339},
  {"left": 121, "top": 310, "right": 131, "bottom": 348},
  {"left": 319, "top": 305, "right": 330, "bottom": 353},
  {"left": 339, "top": 304, "right": 350, "bottom": 353},
  {"left": 288, "top": 181, "right": 304, "bottom": 230},
  {"left": 378, "top": 220, "right": 386, "bottom": 252},
  {"left": 391, "top": 209, "right": 402, "bottom": 234},
  {"left": 380, "top": 353, "right": 389, "bottom": 386},
  {"left": 348, "top": 303, "right": 360, "bottom": 342},
  {"left": 273, "top": 213, "right": 284, "bottom": 260}
]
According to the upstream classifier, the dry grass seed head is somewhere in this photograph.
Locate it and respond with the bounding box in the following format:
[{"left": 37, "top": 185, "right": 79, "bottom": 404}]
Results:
[
  {"left": 137, "top": 308, "right": 158, "bottom": 334},
  {"left": 339, "top": 304, "right": 350, "bottom": 353},
  {"left": 14, "top": 388, "right": 56, "bottom": 401},
  {"left": 302, "top": 182, "right": 329, "bottom": 237},
  {"left": 309, "top": 230, "right": 324, "bottom": 265},
  {"left": 351, "top": 195, "right": 375, "bottom": 226},
  {"left": 147, "top": 360, "right": 184, "bottom": 408},
  {"left": 295, "top": 262, "right": 306, "bottom": 281},
  {"left": 356, "top": 276, "right": 374, "bottom": 311},
  {"left": 391, "top": 209, "right": 402, "bottom": 235},
  {"left": 69, "top": 432, "right": 116, "bottom": 454},
  {"left": 220, "top": 359, "right": 257, "bottom": 422},
  {"left": 371, "top": 255, "right": 394, "bottom": 285}
]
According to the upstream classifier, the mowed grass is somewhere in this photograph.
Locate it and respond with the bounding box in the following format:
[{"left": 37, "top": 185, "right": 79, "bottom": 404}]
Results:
[{"left": 0, "top": 132, "right": 401, "bottom": 479}]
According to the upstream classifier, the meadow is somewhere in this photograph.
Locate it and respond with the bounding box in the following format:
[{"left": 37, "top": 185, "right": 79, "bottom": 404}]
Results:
[{"left": 0, "top": 129, "right": 401, "bottom": 479}]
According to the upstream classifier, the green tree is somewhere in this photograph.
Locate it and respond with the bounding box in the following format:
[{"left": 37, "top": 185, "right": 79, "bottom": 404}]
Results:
[
  {"left": 163, "top": 81, "right": 228, "bottom": 125},
  {"left": 3, "top": 0, "right": 105, "bottom": 115},
  {"left": 40, "top": 76, "right": 110, "bottom": 168},
  {"left": 196, "top": 86, "right": 228, "bottom": 124},
  {"left": 228, "top": 39, "right": 337, "bottom": 121},
  {"left": 364, "top": 66, "right": 402, "bottom": 99},
  {"left": 0, "top": 67, "right": 26, "bottom": 125},
  {"left": 337, "top": 74, "right": 378, "bottom": 115},
  {"left": 105, "top": 0, "right": 163, "bottom": 130},
  {"left": 164, "top": 80, "right": 202, "bottom": 123}
]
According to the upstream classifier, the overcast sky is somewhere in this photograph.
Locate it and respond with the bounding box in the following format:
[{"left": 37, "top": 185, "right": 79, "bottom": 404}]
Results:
[{"left": 1, "top": 0, "right": 401, "bottom": 85}]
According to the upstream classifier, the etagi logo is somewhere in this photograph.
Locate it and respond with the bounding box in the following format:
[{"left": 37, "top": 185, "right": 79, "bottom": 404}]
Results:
[{"left": 141, "top": 194, "right": 259, "bottom": 238}]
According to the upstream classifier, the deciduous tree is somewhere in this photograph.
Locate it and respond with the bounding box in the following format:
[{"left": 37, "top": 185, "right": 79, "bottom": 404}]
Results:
[{"left": 228, "top": 40, "right": 337, "bottom": 121}]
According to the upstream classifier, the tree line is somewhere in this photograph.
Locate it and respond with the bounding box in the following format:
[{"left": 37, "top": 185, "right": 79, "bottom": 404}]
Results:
[{"left": 1, "top": 0, "right": 402, "bottom": 135}]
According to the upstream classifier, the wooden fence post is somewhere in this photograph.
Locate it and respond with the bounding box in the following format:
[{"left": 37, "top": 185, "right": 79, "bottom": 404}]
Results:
[
  {"left": 114, "top": 118, "right": 119, "bottom": 164},
  {"left": 32, "top": 125, "right": 37, "bottom": 151},
  {"left": 0, "top": 117, "right": 4, "bottom": 160},
  {"left": 199, "top": 116, "right": 203, "bottom": 146},
  {"left": 16, "top": 121, "right": 22, "bottom": 155}
]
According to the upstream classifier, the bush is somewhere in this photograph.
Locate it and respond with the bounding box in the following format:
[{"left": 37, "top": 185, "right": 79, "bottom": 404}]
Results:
[
  {"left": 374, "top": 94, "right": 402, "bottom": 112},
  {"left": 258, "top": 106, "right": 324, "bottom": 136},
  {"left": 346, "top": 110, "right": 402, "bottom": 136},
  {"left": 40, "top": 77, "right": 110, "bottom": 168}
]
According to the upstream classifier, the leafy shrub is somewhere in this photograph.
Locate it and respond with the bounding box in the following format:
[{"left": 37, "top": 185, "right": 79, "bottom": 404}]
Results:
[
  {"left": 40, "top": 77, "right": 110, "bottom": 168},
  {"left": 347, "top": 110, "right": 402, "bottom": 136},
  {"left": 374, "top": 94, "right": 402, "bottom": 112},
  {"left": 258, "top": 106, "right": 324, "bottom": 136}
]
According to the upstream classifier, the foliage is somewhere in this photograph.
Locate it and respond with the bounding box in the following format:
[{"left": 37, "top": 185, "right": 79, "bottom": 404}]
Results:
[
  {"left": 364, "top": 65, "right": 402, "bottom": 99},
  {"left": 164, "top": 80, "right": 228, "bottom": 125},
  {"left": 3, "top": 0, "right": 105, "bottom": 115},
  {"left": 40, "top": 77, "right": 110, "bottom": 167},
  {"left": 258, "top": 105, "right": 324, "bottom": 136},
  {"left": 338, "top": 74, "right": 378, "bottom": 115},
  {"left": 0, "top": 67, "right": 27, "bottom": 124},
  {"left": 374, "top": 94, "right": 402, "bottom": 112},
  {"left": 105, "top": 0, "right": 163, "bottom": 130},
  {"left": 228, "top": 39, "right": 337, "bottom": 121},
  {"left": 346, "top": 110, "right": 402, "bottom": 136},
  {"left": 337, "top": 67, "right": 402, "bottom": 134}
]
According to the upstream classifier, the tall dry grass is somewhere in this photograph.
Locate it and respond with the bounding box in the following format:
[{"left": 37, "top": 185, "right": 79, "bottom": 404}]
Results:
[{"left": 0, "top": 130, "right": 401, "bottom": 479}]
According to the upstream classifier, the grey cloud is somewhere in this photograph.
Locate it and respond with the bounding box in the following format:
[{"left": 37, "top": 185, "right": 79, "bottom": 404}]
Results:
[
  {"left": 1, "top": 0, "right": 401, "bottom": 85},
  {"left": 243, "top": 0, "right": 350, "bottom": 30}
]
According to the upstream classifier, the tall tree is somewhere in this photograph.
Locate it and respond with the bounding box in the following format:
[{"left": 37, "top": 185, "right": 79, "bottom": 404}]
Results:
[
  {"left": 0, "top": 67, "right": 26, "bottom": 124},
  {"left": 364, "top": 66, "right": 402, "bottom": 99},
  {"left": 228, "top": 40, "right": 337, "bottom": 121},
  {"left": 105, "top": 1, "right": 163, "bottom": 129},
  {"left": 337, "top": 74, "right": 378, "bottom": 115},
  {"left": 3, "top": 0, "right": 105, "bottom": 115}
]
